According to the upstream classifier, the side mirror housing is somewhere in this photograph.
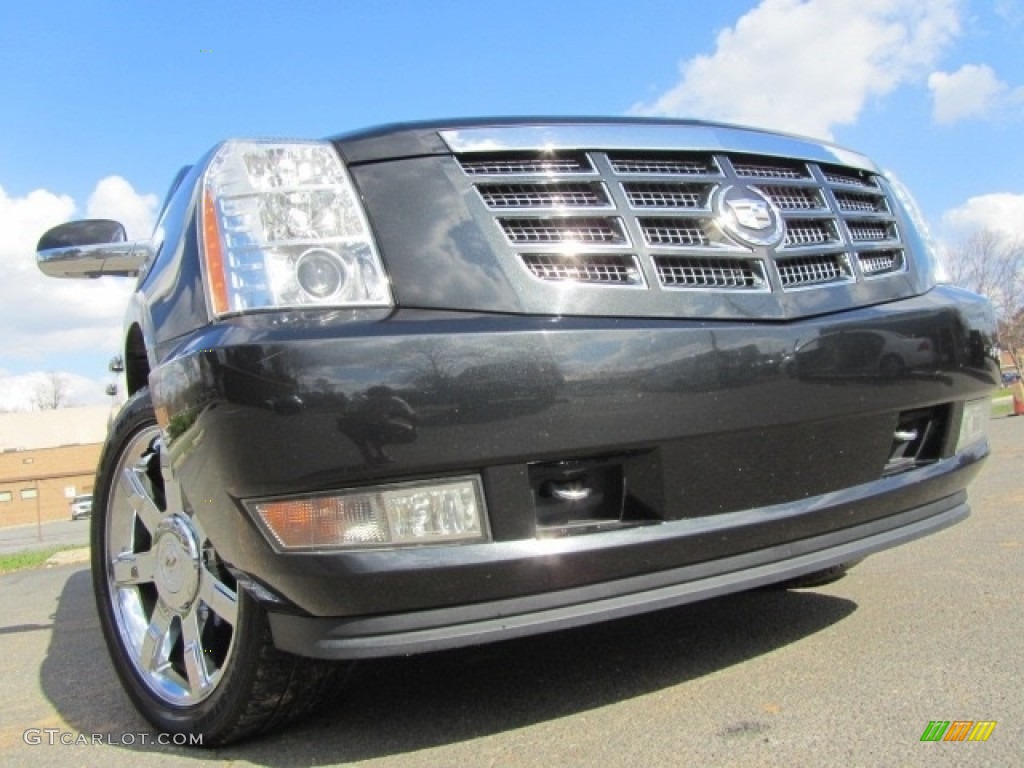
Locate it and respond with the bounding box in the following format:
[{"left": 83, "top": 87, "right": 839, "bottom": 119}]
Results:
[{"left": 36, "top": 219, "right": 153, "bottom": 278}]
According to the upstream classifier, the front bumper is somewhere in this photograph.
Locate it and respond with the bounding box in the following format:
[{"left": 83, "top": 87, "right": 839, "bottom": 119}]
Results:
[
  {"left": 268, "top": 491, "right": 968, "bottom": 658},
  {"left": 150, "top": 285, "right": 996, "bottom": 648}
]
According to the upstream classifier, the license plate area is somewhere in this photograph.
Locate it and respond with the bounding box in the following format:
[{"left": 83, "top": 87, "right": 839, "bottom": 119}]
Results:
[{"left": 529, "top": 453, "right": 660, "bottom": 537}]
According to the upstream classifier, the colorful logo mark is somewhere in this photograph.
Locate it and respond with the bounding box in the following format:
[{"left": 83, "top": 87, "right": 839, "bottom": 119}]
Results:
[{"left": 920, "top": 720, "right": 996, "bottom": 742}]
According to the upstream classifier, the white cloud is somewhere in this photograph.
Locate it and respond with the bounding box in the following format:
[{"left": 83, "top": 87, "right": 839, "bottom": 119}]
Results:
[
  {"left": 0, "top": 186, "right": 75, "bottom": 262},
  {"left": 941, "top": 193, "right": 1024, "bottom": 241},
  {"left": 87, "top": 176, "right": 159, "bottom": 240},
  {"left": 928, "top": 64, "right": 1024, "bottom": 124},
  {"left": 0, "top": 178, "right": 157, "bottom": 381},
  {"left": 631, "top": 0, "right": 961, "bottom": 140}
]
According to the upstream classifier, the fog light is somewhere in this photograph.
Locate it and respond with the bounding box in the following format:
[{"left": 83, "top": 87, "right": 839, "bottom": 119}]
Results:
[
  {"left": 249, "top": 476, "right": 488, "bottom": 551},
  {"left": 956, "top": 398, "right": 990, "bottom": 452}
]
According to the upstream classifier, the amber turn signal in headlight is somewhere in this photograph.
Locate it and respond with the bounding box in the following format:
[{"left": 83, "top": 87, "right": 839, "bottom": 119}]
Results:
[{"left": 249, "top": 476, "right": 488, "bottom": 551}]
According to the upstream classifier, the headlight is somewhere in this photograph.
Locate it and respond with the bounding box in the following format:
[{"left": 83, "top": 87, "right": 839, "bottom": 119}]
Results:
[
  {"left": 200, "top": 140, "right": 391, "bottom": 316},
  {"left": 882, "top": 169, "right": 950, "bottom": 285}
]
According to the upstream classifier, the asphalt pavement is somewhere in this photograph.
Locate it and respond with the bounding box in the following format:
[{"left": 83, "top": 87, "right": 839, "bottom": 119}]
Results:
[
  {"left": 0, "top": 416, "right": 1021, "bottom": 767},
  {"left": 0, "top": 518, "right": 89, "bottom": 555}
]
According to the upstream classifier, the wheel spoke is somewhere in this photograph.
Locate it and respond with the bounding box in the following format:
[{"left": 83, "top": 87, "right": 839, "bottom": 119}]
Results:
[
  {"left": 157, "top": 438, "right": 185, "bottom": 516},
  {"left": 139, "top": 603, "right": 174, "bottom": 675},
  {"left": 111, "top": 550, "right": 156, "bottom": 586},
  {"left": 181, "top": 612, "right": 212, "bottom": 697},
  {"left": 200, "top": 568, "right": 238, "bottom": 627},
  {"left": 119, "top": 466, "right": 164, "bottom": 534}
]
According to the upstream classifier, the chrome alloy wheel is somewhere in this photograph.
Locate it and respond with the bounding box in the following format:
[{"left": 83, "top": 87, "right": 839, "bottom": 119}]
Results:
[{"left": 105, "top": 425, "right": 238, "bottom": 706}]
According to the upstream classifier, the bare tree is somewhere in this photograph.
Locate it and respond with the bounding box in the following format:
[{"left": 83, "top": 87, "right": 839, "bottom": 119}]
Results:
[
  {"left": 33, "top": 371, "right": 72, "bottom": 410},
  {"left": 998, "top": 310, "right": 1024, "bottom": 375},
  {"left": 946, "top": 228, "right": 1024, "bottom": 373}
]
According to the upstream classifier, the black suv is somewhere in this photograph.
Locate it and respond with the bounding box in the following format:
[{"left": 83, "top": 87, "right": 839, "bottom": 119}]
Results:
[{"left": 37, "top": 118, "right": 997, "bottom": 744}]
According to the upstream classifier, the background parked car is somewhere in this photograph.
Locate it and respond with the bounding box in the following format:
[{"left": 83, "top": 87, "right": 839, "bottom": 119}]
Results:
[{"left": 69, "top": 494, "right": 92, "bottom": 520}]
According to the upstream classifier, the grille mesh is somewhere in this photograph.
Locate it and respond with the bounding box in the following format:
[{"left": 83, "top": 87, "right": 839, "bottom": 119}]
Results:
[
  {"left": 848, "top": 222, "right": 896, "bottom": 242},
  {"left": 522, "top": 254, "right": 640, "bottom": 284},
  {"left": 610, "top": 155, "right": 716, "bottom": 175},
  {"left": 461, "top": 154, "right": 592, "bottom": 175},
  {"left": 760, "top": 186, "right": 821, "bottom": 211},
  {"left": 784, "top": 220, "right": 837, "bottom": 247},
  {"left": 822, "top": 167, "right": 876, "bottom": 188},
  {"left": 777, "top": 255, "right": 849, "bottom": 287},
  {"left": 859, "top": 250, "right": 905, "bottom": 276},
  {"left": 656, "top": 256, "right": 763, "bottom": 289},
  {"left": 641, "top": 218, "right": 709, "bottom": 247},
  {"left": 835, "top": 191, "right": 885, "bottom": 213},
  {"left": 624, "top": 183, "right": 708, "bottom": 209},
  {"left": 479, "top": 183, "right": 608, "bottom": 209},
  {"left": 732, "top": 158, "right": 809, "bottom": 179},
  {"left": 500, "top": 217, "right": 625, "bottom": 244}
]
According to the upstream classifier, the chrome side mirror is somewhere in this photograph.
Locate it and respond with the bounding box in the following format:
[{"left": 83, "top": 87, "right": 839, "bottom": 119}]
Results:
[{"left": 36, "top": 219, "right": 153, "bottom": 278}]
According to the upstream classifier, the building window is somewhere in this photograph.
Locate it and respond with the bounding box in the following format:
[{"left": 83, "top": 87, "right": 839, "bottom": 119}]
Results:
[
  {"left": 0, "top": 491, "right": 11, "bottom": 503},
  {"left": 20, "top": 488, "right": 38, "bottom": 500}
]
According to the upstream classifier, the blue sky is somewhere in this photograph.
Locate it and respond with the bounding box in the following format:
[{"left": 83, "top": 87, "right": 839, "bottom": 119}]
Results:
[{"left": 1, "top": 0, "right": 1023, "bottom": 408}]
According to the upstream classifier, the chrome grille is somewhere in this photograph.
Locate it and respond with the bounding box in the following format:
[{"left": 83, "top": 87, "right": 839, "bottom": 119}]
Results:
[
  {"left": 777, "top": 254, "right": 851, "bottom": 288},
  {"left": 522, "top": 254, "right": 641, "bottom": 285},
  {"left": 623, "top": 183, "right": 709, "bottom": 209},
  {"left": 456, "top": 146, "right": 907, "bottom": 298},
  {"left": 479, "top": 183, "right": 608, "bottom": 209},
  {"left": 500, "top": 217, "right": 625, "bottom": 244},
  {"left": 656, "top": 256, "right": 764, "bottom": 289}
]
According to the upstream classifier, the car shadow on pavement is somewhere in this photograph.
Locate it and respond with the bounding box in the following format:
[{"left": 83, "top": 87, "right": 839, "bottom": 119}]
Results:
[{"left": 41, "top": 567, "right": 856, "bottom": 763}]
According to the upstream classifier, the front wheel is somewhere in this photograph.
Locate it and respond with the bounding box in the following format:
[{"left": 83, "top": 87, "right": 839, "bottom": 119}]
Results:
[{"left": 92, "top": 389, "right": 338, "bottom": 745}]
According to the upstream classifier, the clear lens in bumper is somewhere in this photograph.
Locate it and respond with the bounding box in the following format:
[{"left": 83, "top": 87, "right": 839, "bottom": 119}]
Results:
[
  {"left": 956, "top": 398, "right": 991, "bottom": 453},
  {"left": 249, "top": 476, "right": 489, "bottom": 551}
]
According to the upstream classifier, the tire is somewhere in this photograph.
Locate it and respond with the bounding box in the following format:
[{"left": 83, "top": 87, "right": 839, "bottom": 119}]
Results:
[
  {"left": 767, "top": 560, "right": 862, "bottom": 590},
  {"left": 92, "top": 388, "right": 339, "bottom": 746}
]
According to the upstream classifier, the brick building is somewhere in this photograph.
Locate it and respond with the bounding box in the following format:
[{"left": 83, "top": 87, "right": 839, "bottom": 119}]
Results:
[{"left": 0, "top": 407, "right": 111, "bottom": 527}]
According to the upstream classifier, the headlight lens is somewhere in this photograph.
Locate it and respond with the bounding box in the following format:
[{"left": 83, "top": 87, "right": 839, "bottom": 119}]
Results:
[{"left": 200, "top": 140, "right": 391, "bottom": 316}]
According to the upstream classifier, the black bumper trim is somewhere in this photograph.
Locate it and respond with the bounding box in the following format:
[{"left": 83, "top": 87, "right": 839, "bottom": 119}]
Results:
[{"left": 267, "top": 493, "right": 967, "bottom": 659}]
